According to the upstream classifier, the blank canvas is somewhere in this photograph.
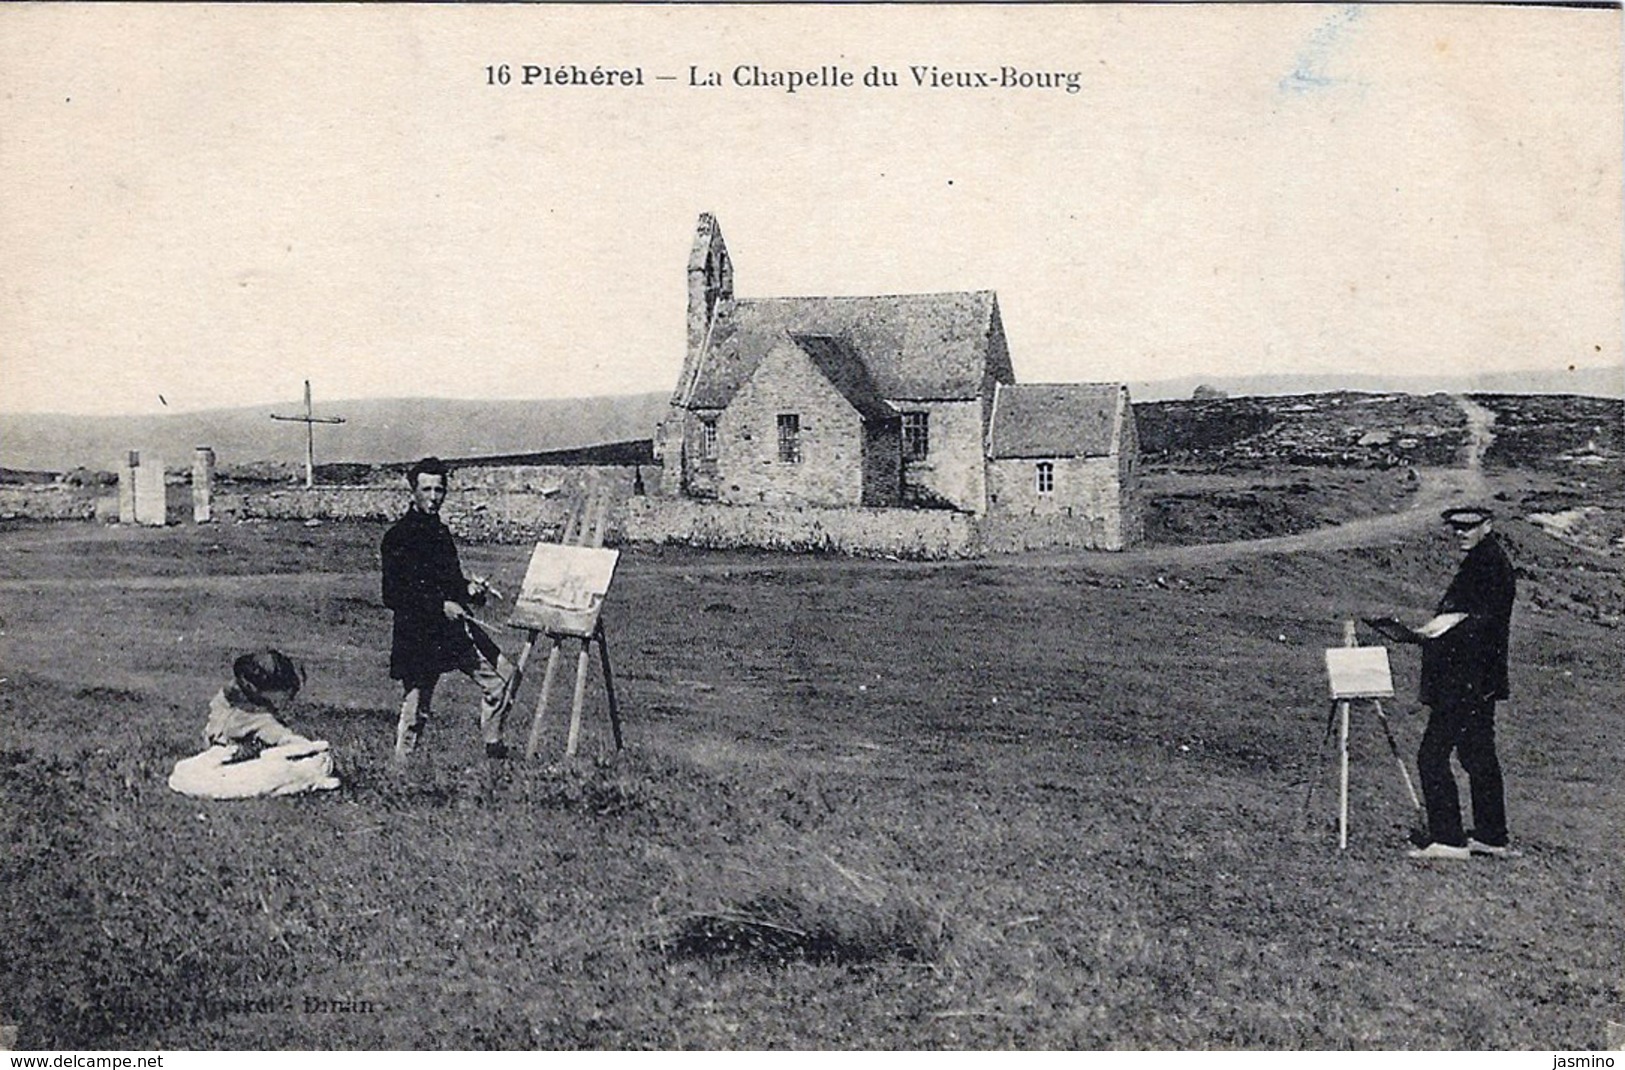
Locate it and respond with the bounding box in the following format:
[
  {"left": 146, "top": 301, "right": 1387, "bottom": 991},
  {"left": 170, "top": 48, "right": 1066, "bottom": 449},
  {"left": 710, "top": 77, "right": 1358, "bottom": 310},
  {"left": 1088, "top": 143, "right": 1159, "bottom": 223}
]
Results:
[{"left": 1325, "top": 647, "right": 1395, "bottom": 699}]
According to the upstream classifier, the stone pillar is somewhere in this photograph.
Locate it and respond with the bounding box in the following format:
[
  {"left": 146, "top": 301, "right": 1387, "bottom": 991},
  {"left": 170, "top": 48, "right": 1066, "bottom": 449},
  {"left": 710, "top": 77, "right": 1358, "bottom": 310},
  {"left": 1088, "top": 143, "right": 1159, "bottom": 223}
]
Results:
[
  {"left": 118, "top": 451, "right": 139, "bottom": 524},
  {"left": 192, "top": 446, "right": 216, "bottom": 523},
  {"left": 134, "top": 455, "right": 167, "bottom": 526}
]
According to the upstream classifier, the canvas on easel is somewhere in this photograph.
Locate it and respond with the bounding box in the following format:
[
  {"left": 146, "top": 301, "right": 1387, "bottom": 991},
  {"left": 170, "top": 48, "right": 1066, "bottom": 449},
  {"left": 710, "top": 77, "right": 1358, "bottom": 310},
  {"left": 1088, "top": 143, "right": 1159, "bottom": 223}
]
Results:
[
  {"left": 498, "top": 488, "right": 625, "bottom": 760},
  {"left": 1309, "top": 623, "right": 1420, "bottom": 850},
  {"left": 509, "top": 543, "right": 619, "bottom": 638},
  {"left": 1324, "top": 646, "right": 1395, "bottom": 700}
]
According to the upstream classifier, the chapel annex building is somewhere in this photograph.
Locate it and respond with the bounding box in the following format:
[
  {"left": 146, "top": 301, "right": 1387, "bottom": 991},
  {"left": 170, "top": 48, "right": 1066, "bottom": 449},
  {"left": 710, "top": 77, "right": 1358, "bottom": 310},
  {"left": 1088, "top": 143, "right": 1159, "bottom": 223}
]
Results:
[{"left": 656, "top": 214, "right": 1143, "bottom": 551}]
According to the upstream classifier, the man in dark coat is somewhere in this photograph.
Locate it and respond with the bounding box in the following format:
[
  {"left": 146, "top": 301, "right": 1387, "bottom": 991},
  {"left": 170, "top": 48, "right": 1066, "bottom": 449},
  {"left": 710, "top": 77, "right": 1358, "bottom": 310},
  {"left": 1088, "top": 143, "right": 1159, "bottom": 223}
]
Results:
[
  {"left": 1405, "top": 506, "right": 1518, "bottom": 860},
  {"left": 382, "top": 457, "right": 511, "bottom": 761}
]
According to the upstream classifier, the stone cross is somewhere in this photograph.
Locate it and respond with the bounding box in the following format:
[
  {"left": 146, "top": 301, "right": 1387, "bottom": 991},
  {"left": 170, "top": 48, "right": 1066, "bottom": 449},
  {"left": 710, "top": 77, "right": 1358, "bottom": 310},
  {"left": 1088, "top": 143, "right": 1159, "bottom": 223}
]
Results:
[{"left": 270, "top": 380, "right": 346, "bottom": 489}]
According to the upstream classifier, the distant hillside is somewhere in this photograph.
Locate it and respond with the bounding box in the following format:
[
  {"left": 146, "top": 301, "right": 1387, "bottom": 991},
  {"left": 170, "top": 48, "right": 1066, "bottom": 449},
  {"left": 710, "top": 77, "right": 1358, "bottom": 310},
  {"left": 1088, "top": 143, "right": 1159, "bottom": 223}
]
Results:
[
  {"left": 1135, "top": 392, "right": 1469, "bottom": 469},
  {"left": 5, "top": 365, "right": 1621, "bottom": 473},
  {"left": 0, "top": 393, "right": 671, "bottom": 473},
  {"left": 1128, "top": 365, "right": 1622, "bottom": 402}
]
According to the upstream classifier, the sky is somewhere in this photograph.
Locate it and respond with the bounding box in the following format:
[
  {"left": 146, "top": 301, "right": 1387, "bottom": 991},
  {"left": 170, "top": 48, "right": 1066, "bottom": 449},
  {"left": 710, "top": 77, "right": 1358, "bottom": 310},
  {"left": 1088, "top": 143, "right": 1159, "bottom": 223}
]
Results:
[{"left": 1, "top": 3, "right": 1620, "bottom": 416}]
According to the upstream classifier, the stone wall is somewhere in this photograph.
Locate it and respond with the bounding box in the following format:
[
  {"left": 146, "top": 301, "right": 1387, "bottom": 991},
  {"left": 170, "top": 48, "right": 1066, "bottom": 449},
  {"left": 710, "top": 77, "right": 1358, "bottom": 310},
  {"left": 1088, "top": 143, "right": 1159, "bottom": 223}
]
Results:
[
  {"left": 432, "top": 465, "right": 659, "bottom": 496},
  {"left": 0, "top": 486, "right": 101, "bottom": 522},
  {"left": 220, "top": 487, "right": 568, "bottom": 544},
  {"left": 0, "top": 482, "right": 192, "bottom": 524},
  {"left": 981, "top": 455, "right": 1130, "bottom": 551},
  {"left": 862, "top": 420, "right": 903, "bottom": 507},
  {"left": 220, "top": 465, "right": 656, "bottom": 544},
  {"left": 623, "top": 498, "right": 978, "bottom": 559},
  {"left": 896, "top": 399, "right": 988, "bottom": 512},
  {"left": 662, "top": 407, "right": 722, "bottom": 499},
  {"left": 1117, "top": 404, "right": 1146, "bottom": 547},
  {"left": 718, "top": 342, "right": 869, "bottom": 507}
]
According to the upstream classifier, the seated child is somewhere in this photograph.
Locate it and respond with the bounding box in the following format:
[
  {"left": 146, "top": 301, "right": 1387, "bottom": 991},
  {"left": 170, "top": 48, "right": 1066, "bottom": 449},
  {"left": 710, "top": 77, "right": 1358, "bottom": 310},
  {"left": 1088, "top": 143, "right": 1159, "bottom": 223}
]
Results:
[{"left": 169, "top": 649, "right": 340, "bottom": 799}]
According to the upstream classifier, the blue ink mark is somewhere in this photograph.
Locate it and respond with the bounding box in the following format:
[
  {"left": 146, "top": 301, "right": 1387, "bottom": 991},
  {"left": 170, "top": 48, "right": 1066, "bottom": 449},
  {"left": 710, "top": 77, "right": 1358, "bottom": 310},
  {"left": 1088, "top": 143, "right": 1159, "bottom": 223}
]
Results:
[{"left": 1280, "top": 5, "right": 1363, "bottom": 95}]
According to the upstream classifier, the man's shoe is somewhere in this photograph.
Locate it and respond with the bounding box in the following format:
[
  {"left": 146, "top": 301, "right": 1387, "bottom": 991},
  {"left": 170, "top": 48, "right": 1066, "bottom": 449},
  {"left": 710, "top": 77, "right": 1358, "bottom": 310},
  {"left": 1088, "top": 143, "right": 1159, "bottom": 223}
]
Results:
[
  {"left": 1468, "top": 838, "right": 1522, "bottom": 858},
  {"left": 485, "top": 741, "right": 511, "bottom": 761},
  {"left": 1406, "top": 842, "right": 1471, "bottom": 860}
]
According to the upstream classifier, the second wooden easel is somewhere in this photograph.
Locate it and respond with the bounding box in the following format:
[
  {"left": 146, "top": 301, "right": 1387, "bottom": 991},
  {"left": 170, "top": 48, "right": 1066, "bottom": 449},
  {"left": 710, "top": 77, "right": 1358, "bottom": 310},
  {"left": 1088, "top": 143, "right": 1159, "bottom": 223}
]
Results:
[
  {"left": 498, "top": 489, "right": 624, "bottom": 760},
  {"left": 1316, "top": 620, "right": 1423, "bottom": 849}
]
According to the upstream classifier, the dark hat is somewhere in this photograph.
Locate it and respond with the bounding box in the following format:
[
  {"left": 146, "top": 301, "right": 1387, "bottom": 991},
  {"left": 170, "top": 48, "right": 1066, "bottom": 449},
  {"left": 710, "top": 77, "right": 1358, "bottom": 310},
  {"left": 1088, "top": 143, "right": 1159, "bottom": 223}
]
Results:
[{"left": 1441, "top": 506, "right": 1494, "bottom": 529}]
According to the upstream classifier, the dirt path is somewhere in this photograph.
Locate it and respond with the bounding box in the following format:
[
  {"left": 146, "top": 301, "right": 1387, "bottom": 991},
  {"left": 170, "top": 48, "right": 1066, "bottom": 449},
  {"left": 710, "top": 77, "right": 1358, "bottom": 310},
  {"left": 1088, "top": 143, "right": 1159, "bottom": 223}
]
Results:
[
  {"left": 911, "top": 464, "right": 1476, "bottom": 574},
  {"left": 1456, "top": 393, "right": 1498, "bottom": 472}
]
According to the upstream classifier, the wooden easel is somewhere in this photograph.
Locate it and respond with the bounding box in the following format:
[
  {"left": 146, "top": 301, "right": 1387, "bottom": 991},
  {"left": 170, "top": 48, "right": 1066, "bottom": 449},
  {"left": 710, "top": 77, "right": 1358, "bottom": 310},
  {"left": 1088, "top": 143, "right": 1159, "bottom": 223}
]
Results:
[
  {"left": 499, "top": 490, "right": 624, "bottom": 760},
  {"left": 1314, "top": 620, "right": 1422, "bottom": 849}
]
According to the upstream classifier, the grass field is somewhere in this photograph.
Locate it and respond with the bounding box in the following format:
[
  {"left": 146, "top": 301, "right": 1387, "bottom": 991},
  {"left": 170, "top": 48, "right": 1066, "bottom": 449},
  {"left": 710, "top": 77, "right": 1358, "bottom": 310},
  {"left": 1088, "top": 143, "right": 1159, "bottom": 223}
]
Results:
[{"left": 1, "top": 514, "right": 1620, "bottom": 1049}]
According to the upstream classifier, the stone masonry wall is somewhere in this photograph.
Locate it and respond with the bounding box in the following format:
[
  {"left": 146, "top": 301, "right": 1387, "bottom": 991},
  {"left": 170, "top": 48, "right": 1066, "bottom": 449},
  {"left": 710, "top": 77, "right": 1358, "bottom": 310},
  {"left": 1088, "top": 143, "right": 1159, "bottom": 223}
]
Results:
[
  {"left": 862, "top": 420, "right": 903, "bottom": 506},
  {"left": 219, "top": 465, "right": 656, "bottom": 544},
  {"left": 981, "top": 455, "right": 1128, "bottom": 551},
  {"left": 623, "top": 497, "right": 977, "bottom": 559},
  {"left": 896, "top": 399, "right": 987, "bottom": 512},
  {"left": 1, "top": 481, "right": 196, "bottom": 524},
  {"left": 1117, "top": 403, "right": 1146, "bottom": 546},
  {"left": 218, "top": 487, "right": 578, "bottom": 544},
  {"left": 0, "top": 486, "right": 100, "bottom": 521},
  {"left": 664, "top": 406, "right": 723, "bottom": 500},
  {"left": 718, "top": 344, "right": 867, "bottom": 507}
]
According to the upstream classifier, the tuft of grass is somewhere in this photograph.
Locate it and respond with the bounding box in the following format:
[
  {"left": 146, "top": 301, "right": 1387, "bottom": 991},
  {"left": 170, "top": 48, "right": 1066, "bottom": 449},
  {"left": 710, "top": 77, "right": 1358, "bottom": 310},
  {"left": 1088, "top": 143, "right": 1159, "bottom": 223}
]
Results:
[
  {"left": 666, "top": 891, "right": 944, "bottom": 968},
  {"left": 657, "top": 847, "right": 948, "bottom": 969},
  {"left": 73, "top": 686, "right": 147, "bottom": 704}
]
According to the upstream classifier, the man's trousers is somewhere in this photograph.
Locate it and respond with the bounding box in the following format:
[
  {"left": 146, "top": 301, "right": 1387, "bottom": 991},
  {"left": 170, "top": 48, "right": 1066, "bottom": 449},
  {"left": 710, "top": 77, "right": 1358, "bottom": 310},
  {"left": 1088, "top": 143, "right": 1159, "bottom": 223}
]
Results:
[
  {"left": 395, "top": 646, "right": 512, "bottom": 758},
  {"left": 1417, "top": 697, "right": 1508, "bottom": 847}
]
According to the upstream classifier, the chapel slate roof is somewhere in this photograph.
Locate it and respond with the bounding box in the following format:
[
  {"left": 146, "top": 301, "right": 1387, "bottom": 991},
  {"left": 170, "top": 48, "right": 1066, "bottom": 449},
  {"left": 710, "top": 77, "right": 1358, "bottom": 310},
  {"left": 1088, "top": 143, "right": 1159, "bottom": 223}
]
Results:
[
  {"left": 783, "top": 334, "right": 899, "bottom": 423},
  {"left": 988, "top": 383, "right": 1124, "bottom": 459},
  {"left": 681, "top": 291, "right": 1004, "bottom": 408}
]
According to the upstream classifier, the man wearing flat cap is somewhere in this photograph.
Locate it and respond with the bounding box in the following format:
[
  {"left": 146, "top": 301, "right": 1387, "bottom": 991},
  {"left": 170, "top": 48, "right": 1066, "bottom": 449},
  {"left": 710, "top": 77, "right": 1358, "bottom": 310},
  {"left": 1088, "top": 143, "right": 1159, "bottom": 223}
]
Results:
[{"left": 1401, "top": 506, "right": 1518, "bottom": 859}]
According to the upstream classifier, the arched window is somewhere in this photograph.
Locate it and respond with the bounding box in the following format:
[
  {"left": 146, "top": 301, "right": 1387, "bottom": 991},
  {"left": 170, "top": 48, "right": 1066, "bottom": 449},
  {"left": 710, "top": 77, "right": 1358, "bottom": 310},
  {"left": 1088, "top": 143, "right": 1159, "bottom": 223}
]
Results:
[{"left": 1035, "top": 461, "right": 1055, "bottom": 494}]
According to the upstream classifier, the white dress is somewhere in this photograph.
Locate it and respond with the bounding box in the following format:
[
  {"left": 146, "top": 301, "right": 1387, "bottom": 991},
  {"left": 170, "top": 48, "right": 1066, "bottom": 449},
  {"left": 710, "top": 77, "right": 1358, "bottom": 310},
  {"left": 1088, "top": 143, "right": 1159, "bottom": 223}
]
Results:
[{"left": 168, "top": 739, "right": 340, "bottom": 799}]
